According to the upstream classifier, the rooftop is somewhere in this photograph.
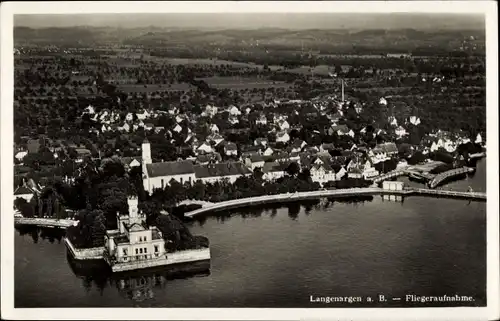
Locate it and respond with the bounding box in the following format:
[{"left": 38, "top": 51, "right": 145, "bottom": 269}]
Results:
[
  {"left": 194, "top": 162, "right": 252, "bottom": 178},
  {"left": 146, "top": 160, "right": 195, "bottom": 178}
]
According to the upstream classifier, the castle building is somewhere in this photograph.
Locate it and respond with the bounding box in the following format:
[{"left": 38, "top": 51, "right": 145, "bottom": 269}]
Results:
[
  {"left": 103, "top": 196, "right": 211, "bottom": 273},
  {"left": 104, "top": 197, "right": 165, "bottom": 267}
]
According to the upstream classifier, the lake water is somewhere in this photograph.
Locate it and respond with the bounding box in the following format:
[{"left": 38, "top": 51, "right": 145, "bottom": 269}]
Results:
[{"left": 14, "top": 159, "right": 487, "bottom": 308}]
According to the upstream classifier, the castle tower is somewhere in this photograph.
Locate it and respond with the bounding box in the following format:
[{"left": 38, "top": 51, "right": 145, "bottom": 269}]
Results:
[{"left": 127, "top": 196, "right": 142, "bottom": 225}]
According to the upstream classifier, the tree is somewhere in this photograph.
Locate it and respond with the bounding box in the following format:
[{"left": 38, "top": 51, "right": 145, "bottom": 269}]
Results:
[
  {"left": 285, "top": 162, "right": 300, "bottom": 177},
  {"left": 90, "top": 210, "right": 106, "bottom": 247}
]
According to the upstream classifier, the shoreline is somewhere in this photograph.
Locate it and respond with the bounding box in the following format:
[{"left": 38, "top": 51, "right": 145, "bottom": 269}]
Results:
[
  {"left": 184, "top": 187, "right": 486, "bottom": 218},
  {"left": 14, "top": 186, "right": 486, "bottom": 228}
]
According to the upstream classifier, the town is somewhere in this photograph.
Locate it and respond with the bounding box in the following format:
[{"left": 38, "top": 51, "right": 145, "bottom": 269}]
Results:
[
  {"left": 13, "top": 25, "right": 486, "bottom": 270},
  {"left": 7, "top": 7, "right": 493, "bottom": 312}
]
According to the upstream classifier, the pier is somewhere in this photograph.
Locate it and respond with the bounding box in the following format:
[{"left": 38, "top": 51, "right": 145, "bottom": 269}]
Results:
[
  {"left": 428, "top": 167, "right": 474, "bottom": 189},
  {"left": 185, "top": 187, "right": 486, "bottom": 217},
  {"left": 410, "top": 188, "right": 486, "bottom": 201},
  {"left": 372, "top": 170, "right": 407, "bottom": 184},
  {"left": 14, "top": 217, "right": 76, "bottom": 229}
]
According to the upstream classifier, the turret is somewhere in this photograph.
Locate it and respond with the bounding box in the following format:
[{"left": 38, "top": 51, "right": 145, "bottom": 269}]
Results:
[{"left": 127, "top": 196, "right": 139, "bottom": 218}]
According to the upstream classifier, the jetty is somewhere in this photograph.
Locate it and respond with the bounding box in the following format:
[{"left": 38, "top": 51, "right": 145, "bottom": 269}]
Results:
[
  {"left": 185, "top": 187, "right": 486, "bottom": 217},
  {"left": 428, "top": 167, "right": 474, "bottom": 189},
  {"left": 14, "top": 217, "right": 76, "bottom": 229}
]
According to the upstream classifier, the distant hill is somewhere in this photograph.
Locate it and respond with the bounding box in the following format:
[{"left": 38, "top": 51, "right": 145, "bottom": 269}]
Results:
[{"left": 14, "top": 13, "right": 485, "bottom": 31}]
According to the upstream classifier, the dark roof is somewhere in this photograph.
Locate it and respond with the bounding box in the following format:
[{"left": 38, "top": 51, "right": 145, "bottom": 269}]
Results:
[
  {"left": 249, "top": 154, "right": 265, "bottom": 163},
  {"left": 14, "top": 186, "right": 34, "bottom": 195},
  {"left": 114, "top": 234, "right": 130, "bottom": 245},
  {"left": 75, "top": 148, "right": 91, "bottom": 155},
  {"left": 291, "top": 139, "right": 305, "bottom": 149},
  {"left": 122, "top": 156, "right": 142, "bottom": 165},
  {"left": 146, "top": 160, "right": 195, "bottom": 177},
  {"left": 262, "top": 162, "right": 289, "bottom": 173},
  {"left": 373, "top": 142, "right": 398, "bottom": 154},
  {"left": 321, "top": 143, "right": 335, "bottom": 150},
  {"left": 331, "top": 124, "right": 349, "bottom": 132},
  {"left": 224, "top": 142, "right": 237, "bottom": 151},
  {"left": 194, "top": 162, "right": 251, "bottom": 178}
]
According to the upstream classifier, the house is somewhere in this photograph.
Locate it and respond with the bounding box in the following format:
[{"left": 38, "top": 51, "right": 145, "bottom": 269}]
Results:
[
  {"left": 229, "top": 116, "right": 240, "bottom": 125},
  {"left": 14, "top": 185, "right": 36, "bottom": 202},
  {"left": 475, "top": 133, "right": 483, "bottom": 144},
  {"left": 278, "top": 120, "right": 290, "bottom": 131},
  {"left": 122, "top": 156, "right": 142, "bottom": 169},
  {"left": 83, "top": 105, "right": 95, "bottom": 115},
  {"left": 118, "top": 123, "right": 131, "bottom": 132},
  {"left": 255, "top": 114, "right": 267, "bottom": 125},
  {"left": 75, "top": 148, "right": 92, "bottom": 163},
  {"left": 175, "top": 115, "right": 186, "bottom": 124},
  {"left": 224, "top": 142, "right": 238, "bottom": 157},
  {"left": 395, "top": 126, "right": 407, "bottom": 137},
  {"left": 243, "top": 153, "right": 265, "bottom": 170},
  {"left": 262, "top": 162, "right": 287, "bottom": 181},
  {"left": 104, "top": 197, "right": 165, "bottom": 269},
  {"left": 142, "top": 144, "right": 196, "bottom": 192},
  {"left": 194, "top": 162, "right": 252, "bottom": 184},
  {"left": 229, "top": 105, "right": 241, "bottom": 116},
  {"left": 197, "top": 142, "right": 213, "bottom": 155},
  {"left": 363, "top": 160, "right": 380, "bottom": 179},
  {"left": 320, "top": 143, "right": 335, "bottom": 153},
  {"left": 15, "top": 151, "right": 28, "bottom": 162},
  {"left": 101, "top": 124, "right": 110, "bottom": 133},
  {"left": 154, "top": 126, "right": 165, "bottom": 134},
  {"left": 254, "top": 138, "right": 268, "bottom": 148},
  {"left": 369, "top": 143, "right": 398, "bottom": 164},
  {"left": 388, "top": 116, "right": 398, "bottom": 127},
  {"left": 347, "top": 129, "right": 355, "bottom": 138},
  {"left": 210, "top": 124, "right": 219, "bottom": 133},
  {"left": 335, "top": 166, "right": 347, "bottom": 180},
  {"left": 276, "top": 131, "right": 290, "bottom": 143},
  {"left": 409, "top": 116, "right": 421, "bottom": 126},
  {"left": 310, "top": 161, "right": 336, "bottom": 184},
  {"left": 329, "top": 124, "right": 349, "bottom": 136},
  {"left": 347, "top": 167, "right": 364, "bottom": 179},
  {"left": 329, "top": 112, "right": 343, "bottom": 124},
  {"left": 208, "top": 134, "right": 225, "bottom": 146},
  {"left": 379, "top": 97, "right": 388, "bottom": 106},
  {"left": 263, "top": 147, "right": 274, "bottom": 156},
  {"left": 136, "top": 109, "right": 150, "bottom": 120},
  {"left": 173, "top": 124, "right": 182, "bottom": 133},
  {"left": 354, "top": 103, "right": 363, "bottom": 114},
  {"left": 125, "top": 112, "right": 134, "bottom": 121},
  {"left": 203, "top": 105, "right": 218, "bottom": 118},
  {"left": 290, "top": 139, "right": 307, "bottom": 153}
]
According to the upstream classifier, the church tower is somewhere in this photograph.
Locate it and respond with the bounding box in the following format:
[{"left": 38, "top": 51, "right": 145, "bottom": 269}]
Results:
[
  {"left": 142, "top": 138, "right": 152, "bottom": 193},
  {"left": 142, "top": 138, "right": 152, "bottom": 165}
]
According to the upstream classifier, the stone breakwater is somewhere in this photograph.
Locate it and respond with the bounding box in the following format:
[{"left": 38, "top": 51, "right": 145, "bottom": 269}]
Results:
[
  {"left": 185, "top": 187, "right": 486, "bottom": 217},
  {"left": 65, "top": 238, "right": 104, "bottom": 260},
  {"left": 15, "top": 217, "right": 77, "bottom": 229}
]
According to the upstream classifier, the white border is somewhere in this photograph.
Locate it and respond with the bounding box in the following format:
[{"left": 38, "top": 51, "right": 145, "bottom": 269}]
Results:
[{"left": 1, "top": 2, "right": 498, "bottom": 320}]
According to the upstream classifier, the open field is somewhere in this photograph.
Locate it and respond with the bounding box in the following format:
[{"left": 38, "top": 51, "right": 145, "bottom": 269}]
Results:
[
  {"left": 118, "top": 83, "right": 194, "bottom": 93},
  {"left": 199, "top": 76, "right": 293, "bottom": 89}
]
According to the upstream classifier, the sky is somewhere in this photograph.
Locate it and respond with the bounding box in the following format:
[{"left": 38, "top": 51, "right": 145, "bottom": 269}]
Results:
[{"left": 14, "top": 13, "right": 485, "bottom": 30}]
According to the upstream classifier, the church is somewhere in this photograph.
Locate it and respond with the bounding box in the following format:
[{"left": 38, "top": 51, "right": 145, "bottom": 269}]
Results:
[{"left": 141, "top": 139, "right": 252, "bottom": 193}]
